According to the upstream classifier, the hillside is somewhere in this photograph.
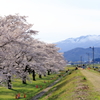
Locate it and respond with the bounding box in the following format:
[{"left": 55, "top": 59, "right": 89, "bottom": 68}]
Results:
[
  {"left": 63, "top": 47, "right": 100, "bottom": 62},
  {"left": 56, "top": 35, "right": 100, "bottom": 52}
]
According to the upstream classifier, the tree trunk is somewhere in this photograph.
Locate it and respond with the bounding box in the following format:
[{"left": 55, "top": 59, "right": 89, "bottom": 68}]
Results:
[
  {"left": 44, "top": 74, "right": 46, "bottom": 77},
  {"left": 32, "top": 70, "right": 36, "bottom": 81},
  {"left": 48, "top": 70, "right": 50, "bottom": 75},
  {"left": 22, "top": 76, "right": 27, "bottom": 84},
  {"left": 24, "top": 65, "right": 28, "bottom": 72},
  {"left": 39, "top": 74, "right": 42, "bottom": 78},
  {"left": 7, "top": 75, "right": 12, "bottom": 89},
  {"left": 28, "top": 68, "right": 31, "bottom": 74}
]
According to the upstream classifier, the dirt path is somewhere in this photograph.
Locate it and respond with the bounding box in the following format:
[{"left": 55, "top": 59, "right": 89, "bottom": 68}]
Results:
[
  {"left": 80, "top": 69, "right": 100, "bottom": 92},
  {"left": 30, "top": 79, "right": 60, "bottom": 100},
  {"left": 30, "top": 73, "right": 67, "bottom": 100}
]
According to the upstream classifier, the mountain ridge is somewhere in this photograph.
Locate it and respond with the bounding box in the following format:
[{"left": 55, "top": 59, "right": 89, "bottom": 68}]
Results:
[
  {"left": 56, "top": 35, "right": 100, "bottom": 52},
  {"left": 63, "top": 47, "right": 100, "bottom": 62}
]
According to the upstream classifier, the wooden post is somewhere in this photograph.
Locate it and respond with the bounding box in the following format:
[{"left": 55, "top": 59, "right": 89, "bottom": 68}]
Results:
[
  {"left": 15, "top": 94, "right": 18, "bottom": 99},
  {"left": 24, "top": 94, "right": 26, "bottom": 98},
  {"left": 36, "top": 85, "right": 38, "bottom": 88}
]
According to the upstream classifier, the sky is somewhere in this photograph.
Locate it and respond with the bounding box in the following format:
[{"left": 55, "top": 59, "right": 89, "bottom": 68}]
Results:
[{"left": 0, "top": 0, "right": 100, "bottom": 43}]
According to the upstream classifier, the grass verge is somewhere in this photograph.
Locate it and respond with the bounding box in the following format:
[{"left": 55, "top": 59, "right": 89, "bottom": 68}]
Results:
[{"left": 39, "top": 69, "right": 100, "bottom": 100}]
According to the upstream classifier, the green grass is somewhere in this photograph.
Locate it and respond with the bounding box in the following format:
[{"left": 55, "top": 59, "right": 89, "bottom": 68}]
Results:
[
  {"left": 0, "top": 73, "right": 62, "bottom": 100},
  {"left": 3, "top": 66, "right": 100, "bottom": 100},
  {"left": 39, "top": 69, "right": 100, "bottom": 100},
  {"left": 39, "top": 69, "right": 77, "bottom": 100}
]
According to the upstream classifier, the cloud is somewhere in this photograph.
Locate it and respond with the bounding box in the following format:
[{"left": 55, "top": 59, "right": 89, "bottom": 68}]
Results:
[{"left": 0, "top": 0, "right": 100, "bottom": 43}]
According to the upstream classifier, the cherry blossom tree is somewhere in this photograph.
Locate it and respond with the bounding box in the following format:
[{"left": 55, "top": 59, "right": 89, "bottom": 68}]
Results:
[
  {"left": 0, "top": 14, "right": 67, "bottom": 89},
  {"left": 0, "top": 14, "right": 37, "bottom": 88}
]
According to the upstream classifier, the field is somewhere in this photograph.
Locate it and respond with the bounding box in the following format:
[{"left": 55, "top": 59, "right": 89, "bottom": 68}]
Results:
[{"left": 0, "top": 71, "right": 66, "bottom": 100}]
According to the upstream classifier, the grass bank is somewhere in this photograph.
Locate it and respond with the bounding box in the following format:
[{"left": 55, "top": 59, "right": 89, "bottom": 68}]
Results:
[{"left": 40, "top": 68, "right": 100, "bottom": 100}]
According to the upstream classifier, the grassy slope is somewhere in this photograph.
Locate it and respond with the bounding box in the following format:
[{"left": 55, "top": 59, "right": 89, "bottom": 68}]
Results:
[{"left": 40, "top": 69, "right": 100, "bottom": 100}]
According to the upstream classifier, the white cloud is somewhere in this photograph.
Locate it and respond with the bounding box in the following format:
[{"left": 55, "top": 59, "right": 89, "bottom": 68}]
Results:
[{"left": 0, "top": 0, "right": 100, "bottom": 43}]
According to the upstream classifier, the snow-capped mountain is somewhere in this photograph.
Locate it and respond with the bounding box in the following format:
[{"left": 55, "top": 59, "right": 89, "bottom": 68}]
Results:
[{"left": 56, "top": 35, "right": 100, "bottom": 52}]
